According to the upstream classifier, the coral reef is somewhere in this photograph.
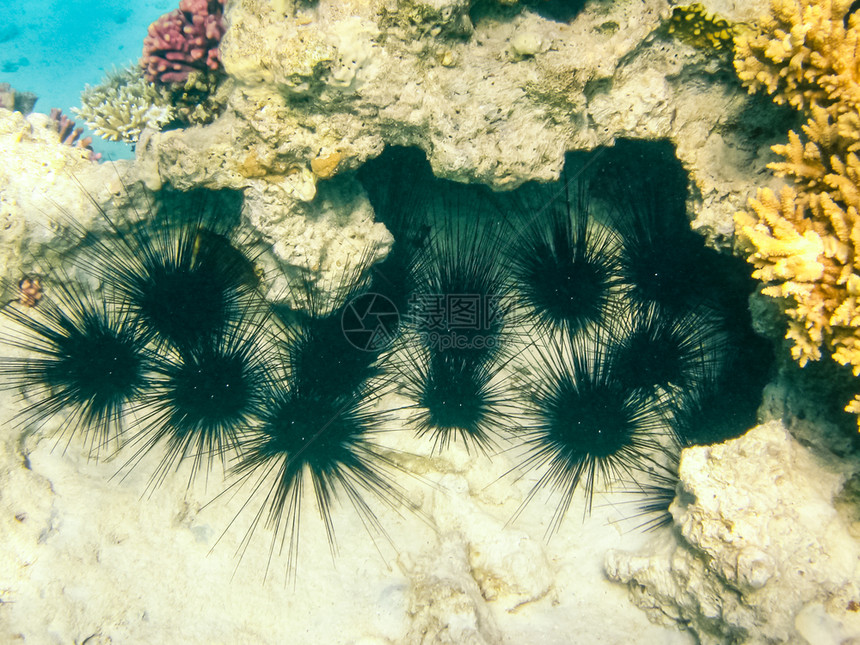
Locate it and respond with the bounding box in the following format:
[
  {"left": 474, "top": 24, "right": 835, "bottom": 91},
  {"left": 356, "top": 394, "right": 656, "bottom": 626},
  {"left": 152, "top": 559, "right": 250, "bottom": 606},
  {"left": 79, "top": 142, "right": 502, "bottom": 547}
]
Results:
[
  {"left": 136, "top": 0, "right": 773, "bottom": 249},
  {"left": 74, "top": 65, "right": 175, "bottom": 143},
  {"left": 111, "top": 0, "right": 780, "bottom": 307},
  {"left": 73, "top": 2, "right": 230, "bottom": 144},
  {"left": 735, "top": 185, "right": 854, "bottom": 366},
  {"left": 142, "top": 0, "right": 226, "bottom": 85},
  {"left": 0, "top": 109, "right": 133, "bottom": 284},
  {"left": 733, "top": 0, "right": 860, "bottom": 418},
  {"left": 606, "top": 421, "right": 860, "bottom": 645},
  {"left": 165, "top": 70, "right": 231, "bottom": 124},
  {"left": 0, "top": 112, "right": 691, "bottom": 645},
  {"left": 15, "top": 2, "right": 860, "bottom": 644},
  {"left": 734, "top": 0, "right": 859, "bottom": 111},
  {"left": 76, "top": 63, "right": 230, "bottom": 145}
]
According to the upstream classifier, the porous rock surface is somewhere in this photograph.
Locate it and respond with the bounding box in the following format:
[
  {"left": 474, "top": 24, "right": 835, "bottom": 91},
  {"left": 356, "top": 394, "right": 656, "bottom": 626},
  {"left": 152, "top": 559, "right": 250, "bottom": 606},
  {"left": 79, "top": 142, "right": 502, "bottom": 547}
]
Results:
[
  {"left": 0, "top": 107, "right": 390, "bottom": 311},
  {"left": 138, "top": 0, "right": 774, "bottom": 258},
  {"left": 0, "top": 108, "right": 134, "bottom": 282},
  {"left": 605, "top": 421, "right": 860, "bottom": 645}
]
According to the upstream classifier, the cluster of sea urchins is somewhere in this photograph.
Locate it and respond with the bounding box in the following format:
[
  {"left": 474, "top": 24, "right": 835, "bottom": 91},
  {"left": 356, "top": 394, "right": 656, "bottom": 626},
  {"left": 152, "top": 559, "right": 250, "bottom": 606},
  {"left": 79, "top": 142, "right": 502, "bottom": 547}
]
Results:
[
  {"left": 366, "top": 143, "right": 770, "bottom": 534},
  {"left": 0, "top": 143, "right": 772, "bottom": 576}
]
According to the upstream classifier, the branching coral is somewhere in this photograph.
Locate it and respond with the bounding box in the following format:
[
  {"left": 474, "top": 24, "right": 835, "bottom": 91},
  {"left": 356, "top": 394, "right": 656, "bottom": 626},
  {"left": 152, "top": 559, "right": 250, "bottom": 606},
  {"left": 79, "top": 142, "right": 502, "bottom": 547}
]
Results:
[
  {"left": 74, "top": 64, "right": 229, "bottom": 144},
  {"left": 77, "top": 0, "right": 228, "bottom": 144},
  {"left": 74, "top": 65, "right": 175, "bottom": 143},
  {"left": 733, "top": 0, "right": 860, "bottom": 420},
  {"left": 735, "top": 186, "right": 855, "bottom": 365},
  {"left": 49, "top": 108, "right": 101, "bottom": 161},
  {"left": 734, "top": 0, "right": 860, "bottom": 112}
]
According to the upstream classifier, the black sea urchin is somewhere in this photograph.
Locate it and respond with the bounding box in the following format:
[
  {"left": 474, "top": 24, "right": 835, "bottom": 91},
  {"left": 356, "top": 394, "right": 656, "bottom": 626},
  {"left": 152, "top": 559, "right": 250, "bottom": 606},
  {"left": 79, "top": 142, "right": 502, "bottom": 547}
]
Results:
[
  {"left": 507, "top": 181, "right": 619, "bottom": 336},
  {"left": 667, "top": 338, "right": 772, "bottom": 447},
  {"left": 211, "top": 251, "right": 415, "bottom": 578},
  {"left": 225, "top": 311, "right": 410, "bottom": 579},
  {"left": 512, "top": 331, "right": 667, "bottom": 534},
  {"left": 119, "top": 302, "right": 274, "bottom": 489},
  {"left": 396, "top": 196, "right": 522, "bottom": 452},
  {"left": 0, "top": 275, "right": 151, "bottom": 459},
  {"left": 230, "top": 374, "right": 408, "bottom": 578},
  {"left": 273, "top": 261, "right": 393, "bottom": 401},
  {"left": 397, "top": 343, "right": 516, "bottom": 454},
  {"left": 591, "top": 141, "right": 719, "bottom": 313},
  {"left": 75, "top": 187, "right": 257, "bottom": 351},
  {"left": 410, "top": 205, "right": 513, "bottom": 368},
  {"left": 617, "top": 447, "right": 681, "bottom": 533},
  {"left": 609, "top": 302, "right": 728, "bottom": 398}
]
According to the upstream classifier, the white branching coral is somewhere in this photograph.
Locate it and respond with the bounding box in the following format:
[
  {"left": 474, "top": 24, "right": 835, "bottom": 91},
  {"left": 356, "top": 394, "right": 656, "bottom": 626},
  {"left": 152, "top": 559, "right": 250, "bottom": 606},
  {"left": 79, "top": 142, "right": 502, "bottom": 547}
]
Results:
[{"left": 74, "top": 65, "right": 175, "bottom": 143}]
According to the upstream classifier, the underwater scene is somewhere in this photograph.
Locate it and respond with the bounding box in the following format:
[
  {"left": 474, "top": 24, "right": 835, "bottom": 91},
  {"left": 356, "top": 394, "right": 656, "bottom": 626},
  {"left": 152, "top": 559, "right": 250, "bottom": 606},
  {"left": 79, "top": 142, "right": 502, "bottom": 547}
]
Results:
[{"left": 1, "top": 1, "right": 860, "bottom": 644}]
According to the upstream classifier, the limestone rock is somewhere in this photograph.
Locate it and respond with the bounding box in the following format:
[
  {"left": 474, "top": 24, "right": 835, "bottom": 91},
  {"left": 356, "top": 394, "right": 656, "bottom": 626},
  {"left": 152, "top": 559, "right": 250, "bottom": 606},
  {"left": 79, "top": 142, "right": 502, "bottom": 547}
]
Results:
[
  {"left": 137, "top": 0, "right": 775, "bottom": 248},
  {"left": 0, "top": 108, "right": 136, "bottom": 283},
  {"left": 401, "top": 533, "right": 503, "bottom": 645},
  {"left": 605, "top": 421, "right": 860, "bottom": 645}
]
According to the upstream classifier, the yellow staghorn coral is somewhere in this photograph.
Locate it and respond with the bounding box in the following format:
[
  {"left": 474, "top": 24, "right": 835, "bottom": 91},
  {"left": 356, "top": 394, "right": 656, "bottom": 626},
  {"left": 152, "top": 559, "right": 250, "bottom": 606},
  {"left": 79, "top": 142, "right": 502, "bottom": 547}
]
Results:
[
  {"left": 734, "top": 0, "right": 860, "bottom": 424},
  {"left": 766, "top": 104, "right": 860, "bottom": 199},
  {"left": 736, "top": 186, "right": 859, "bottom": 367},
  {"left": 734, "top": 0, "right": 860, "bottom": 112}
]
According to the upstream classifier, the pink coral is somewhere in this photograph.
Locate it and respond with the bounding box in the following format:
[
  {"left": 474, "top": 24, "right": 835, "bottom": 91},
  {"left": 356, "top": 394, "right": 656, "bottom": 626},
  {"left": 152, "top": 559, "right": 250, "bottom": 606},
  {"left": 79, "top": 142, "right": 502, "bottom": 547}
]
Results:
[
  {"left": 142, "top": 0, "right": 226, "bottom": 85},
  {"left": 49, "top": 108, "right": 101, "bottom": 162}
]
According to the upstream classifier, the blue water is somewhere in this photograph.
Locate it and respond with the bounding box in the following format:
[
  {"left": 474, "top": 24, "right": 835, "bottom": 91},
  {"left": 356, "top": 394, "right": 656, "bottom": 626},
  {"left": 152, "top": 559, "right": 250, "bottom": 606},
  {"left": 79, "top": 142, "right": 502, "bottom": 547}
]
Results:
[{"left": 1, "top": 0, "right": 176, "bottom": 159}]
